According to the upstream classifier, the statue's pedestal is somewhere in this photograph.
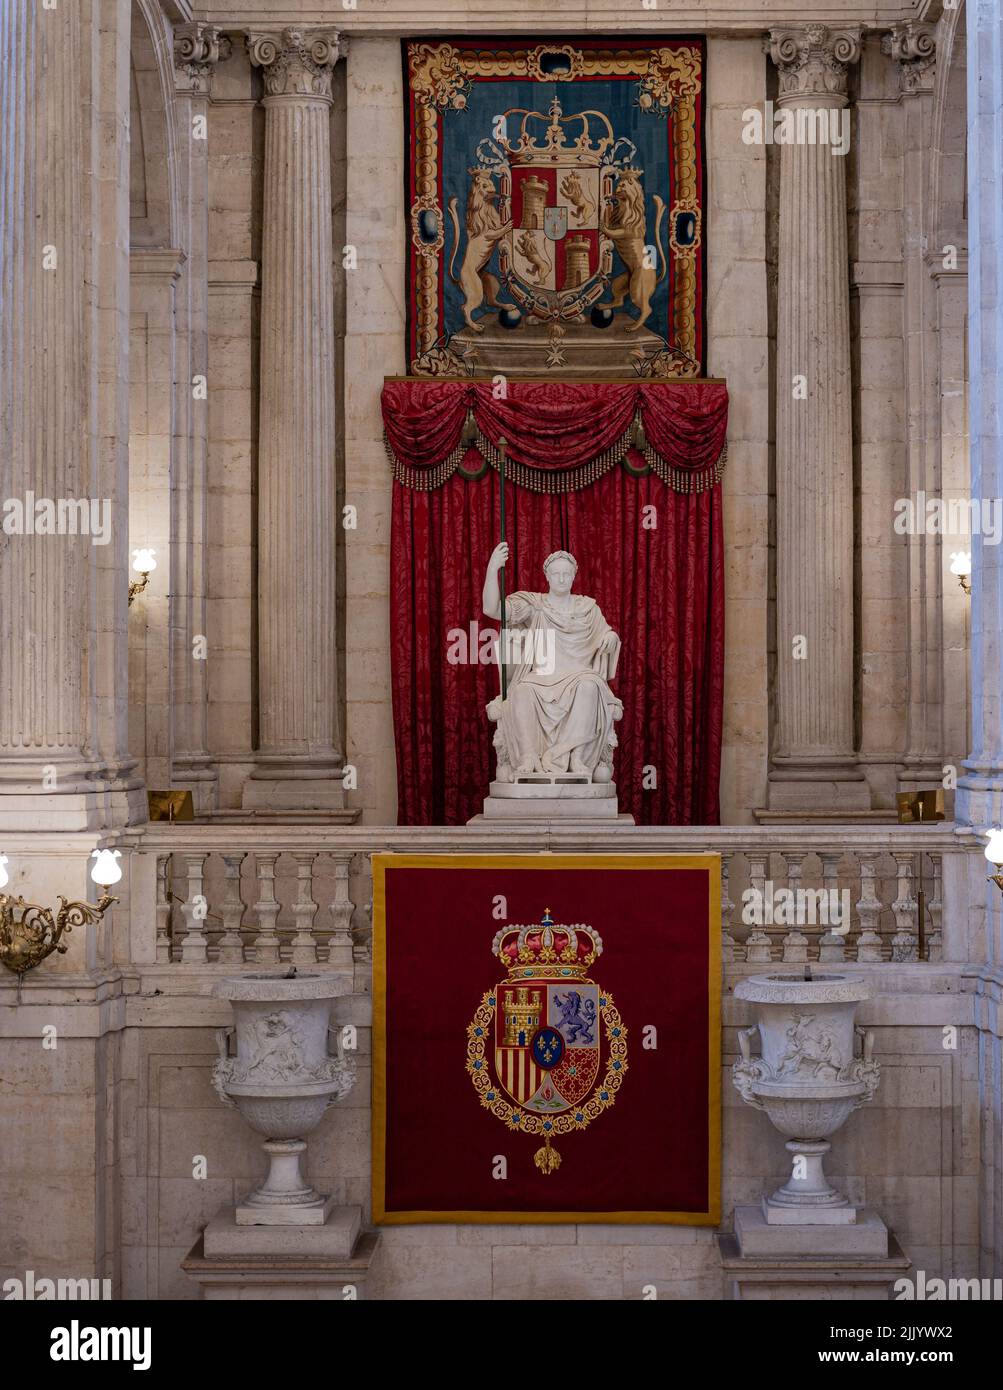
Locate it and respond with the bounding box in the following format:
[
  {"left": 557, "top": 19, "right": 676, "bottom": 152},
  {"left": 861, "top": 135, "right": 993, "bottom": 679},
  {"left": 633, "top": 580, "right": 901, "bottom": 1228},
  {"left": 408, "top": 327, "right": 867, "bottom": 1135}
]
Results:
[
  {"left": 471, "top": 779, "right": 634, "bottom": 823},
  {"left": 182, "top": 1206, "right": 379, "bottom": 1301},
  {"left": 717, "top": 1207, "right": 909, "bottom": 1301}
]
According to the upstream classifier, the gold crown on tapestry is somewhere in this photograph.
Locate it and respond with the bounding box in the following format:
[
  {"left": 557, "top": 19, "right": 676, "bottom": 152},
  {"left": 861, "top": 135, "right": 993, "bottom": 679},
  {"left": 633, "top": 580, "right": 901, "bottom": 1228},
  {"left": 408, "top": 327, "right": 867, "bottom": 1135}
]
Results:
[
  {"left": 497, "top": 96, "right": 615, "bottom": 168},
  {"left": 491, "top": 908, "right": 603, "bottom": 981}
]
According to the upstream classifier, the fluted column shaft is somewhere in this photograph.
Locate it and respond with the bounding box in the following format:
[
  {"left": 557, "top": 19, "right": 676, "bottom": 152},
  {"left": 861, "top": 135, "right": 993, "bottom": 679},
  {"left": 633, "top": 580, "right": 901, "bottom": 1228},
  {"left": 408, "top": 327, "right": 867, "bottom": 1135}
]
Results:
[
  {"left": 245, "top": 29, "right": 346, "bottom": 810},
  {"left": 884, "top": 24, "right": 943, "bottom": 788},
  {"left": 767, "top": 26, "right": 868, "bottom": 812},
  {"left": 0, "top": 2, "right": 87, "bottom": 774},
  {"left": 171, "top": 24, "right": 229, "bottom": 810},
  {"left": 957, "top": 0, "right": 1003, "bottom": 837}
]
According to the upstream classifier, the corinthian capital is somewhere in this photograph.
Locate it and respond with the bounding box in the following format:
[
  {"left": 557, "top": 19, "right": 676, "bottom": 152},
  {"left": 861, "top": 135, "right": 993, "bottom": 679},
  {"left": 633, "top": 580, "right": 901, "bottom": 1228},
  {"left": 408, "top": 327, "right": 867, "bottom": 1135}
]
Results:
[
  {"left": 882, "top": 22, "right": 937, "bottom": 94},
  {"left": 766, "top": 25, "right": 861, "bottom": 102},
  {"left": 173, "top": 23, "right": 231, "bottom": 96},
  {"left": 247, "top": 28, "right": 346, "bottom": 100}
]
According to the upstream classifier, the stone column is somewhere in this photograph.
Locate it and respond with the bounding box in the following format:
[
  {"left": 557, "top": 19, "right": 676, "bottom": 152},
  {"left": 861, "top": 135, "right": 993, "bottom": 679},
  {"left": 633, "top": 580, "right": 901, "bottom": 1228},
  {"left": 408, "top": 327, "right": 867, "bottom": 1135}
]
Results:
[
  {"left": 766, "top": 25, "right": 868, "bottom": 813},
  {"left": 884, "top": 24, "right": 944, "bottom": 792},
  {"left": 956, "top": 0, "right": 1003, "bottom": 840},
  {"left": 0, "top": 0, "right": 140, "bottom": 831},
  {"left": 243, "top": 28, "right": 348, "bottom": 811},
  {"left": 171, "top": 24, "right": 229, "bottom": 811}
]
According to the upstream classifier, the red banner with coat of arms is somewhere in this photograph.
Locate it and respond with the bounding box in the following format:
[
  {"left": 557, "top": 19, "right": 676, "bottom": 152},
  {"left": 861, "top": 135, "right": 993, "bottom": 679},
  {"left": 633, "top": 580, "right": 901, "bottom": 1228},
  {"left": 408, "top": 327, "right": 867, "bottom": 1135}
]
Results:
[{"left": 372, "top": 854, "right": 721, "bottom": 1223}]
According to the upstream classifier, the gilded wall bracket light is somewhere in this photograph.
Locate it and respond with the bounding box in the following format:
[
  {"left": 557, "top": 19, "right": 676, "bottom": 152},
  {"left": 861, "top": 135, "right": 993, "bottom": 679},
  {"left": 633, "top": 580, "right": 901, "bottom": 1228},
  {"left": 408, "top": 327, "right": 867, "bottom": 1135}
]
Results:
[
  {"left": 0, "top": 850, "right": 123, "bottom": 997},
  {"left": 128, "top": 548, "right": 157, "bottom": 605},
  {"left": 985, "top": 829, "right": 1003, "bottom": 898},
  {"left": 949, "top": 550, "right": 971, "bottom": 596}
]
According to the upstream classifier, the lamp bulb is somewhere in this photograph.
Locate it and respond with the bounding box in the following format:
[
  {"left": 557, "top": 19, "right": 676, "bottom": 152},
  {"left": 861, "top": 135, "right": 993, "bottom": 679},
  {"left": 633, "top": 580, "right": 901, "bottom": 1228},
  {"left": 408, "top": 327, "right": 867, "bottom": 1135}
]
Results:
[
  {"left": 91, "top": 848, "right": 123, "bottom": 888},
  {"left": 984, "top": 829, "right": 1003, "bottom": 868},
  {"left": 131, "top": 548, "right": 157, "bottom": 576}
]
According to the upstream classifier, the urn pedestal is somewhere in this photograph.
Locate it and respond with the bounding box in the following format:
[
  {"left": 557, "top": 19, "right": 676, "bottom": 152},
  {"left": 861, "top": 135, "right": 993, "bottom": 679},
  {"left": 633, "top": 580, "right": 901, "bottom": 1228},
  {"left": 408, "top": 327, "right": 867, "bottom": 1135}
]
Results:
[
  {"left": 723, "top": 973, "right": 906, "bottom": 1291},
  {"left": 210, "top": 973, "right": 355, "bottom": 1224},
  {"left": 183, "top": 973, "right": 380, "bottom": 1299},
  {"left": 732, "top": 973, "right": 880, "bottom": 1226}
]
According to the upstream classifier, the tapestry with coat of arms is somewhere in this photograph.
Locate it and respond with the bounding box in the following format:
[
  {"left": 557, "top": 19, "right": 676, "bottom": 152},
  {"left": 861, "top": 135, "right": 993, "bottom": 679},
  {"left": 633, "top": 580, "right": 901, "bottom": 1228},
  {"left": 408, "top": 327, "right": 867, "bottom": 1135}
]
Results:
[
  {"left": 372, "top": 854, "right": 721, "bottom": 1224},
  {"left": 404, "top": 38, "right": 706, "bottom": 379}
]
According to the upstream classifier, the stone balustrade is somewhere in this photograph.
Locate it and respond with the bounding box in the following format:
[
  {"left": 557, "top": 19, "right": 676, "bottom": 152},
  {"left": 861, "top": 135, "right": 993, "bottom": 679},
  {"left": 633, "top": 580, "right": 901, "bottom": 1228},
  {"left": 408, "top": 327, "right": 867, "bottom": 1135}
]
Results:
[{"left": 109, "top": 822, "right": 971, "bottom": 970}]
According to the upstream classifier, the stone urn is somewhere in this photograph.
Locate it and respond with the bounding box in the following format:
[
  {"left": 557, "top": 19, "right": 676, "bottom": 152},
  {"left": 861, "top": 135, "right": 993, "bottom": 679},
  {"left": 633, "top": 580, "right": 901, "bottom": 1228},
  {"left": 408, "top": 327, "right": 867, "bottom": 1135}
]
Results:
[
  {"left": 732, "top": 973, "right": 880, "bottom": 1223},
  {"left": 212, "top": 973, "right": 355, "bottom": 1225}
]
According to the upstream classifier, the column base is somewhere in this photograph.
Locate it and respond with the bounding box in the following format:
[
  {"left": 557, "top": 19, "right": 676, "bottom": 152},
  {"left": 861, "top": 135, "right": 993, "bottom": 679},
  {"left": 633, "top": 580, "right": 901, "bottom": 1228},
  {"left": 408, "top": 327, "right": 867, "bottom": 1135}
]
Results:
[
  {"left": 0, "top": 785, "right": 148, "bottom": 832},
  {"left": 242, "top": 771, "right": 347, "bottom": 812},
  {"left": 767, "top": 760, "right": 871, "bottom": 814},
  {"left": 955, "top": 762, "right": 1003, "bottom": 830},
  {"left": 183, "top": 1211, "right": 378, "bottom": 1301},
  {"left": 718, "top": 1213, "right": 910, "bottom": 1300}
]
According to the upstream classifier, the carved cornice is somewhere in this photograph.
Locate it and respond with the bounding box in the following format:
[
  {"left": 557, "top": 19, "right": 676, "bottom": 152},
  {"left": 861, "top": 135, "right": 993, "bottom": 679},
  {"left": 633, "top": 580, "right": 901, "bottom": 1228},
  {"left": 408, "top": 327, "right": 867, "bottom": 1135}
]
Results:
[
  {"left": 882, "top": 22, "right": 937, "bottom": 94},
  {"left": 766, "top": 24, "right": 862, "bottom": 103},
  {"left": 246, "top": 28, "right": 345, "bottom": 101},
  {"left": 173, "top": 23, "right": 231, "bottom": 96}
]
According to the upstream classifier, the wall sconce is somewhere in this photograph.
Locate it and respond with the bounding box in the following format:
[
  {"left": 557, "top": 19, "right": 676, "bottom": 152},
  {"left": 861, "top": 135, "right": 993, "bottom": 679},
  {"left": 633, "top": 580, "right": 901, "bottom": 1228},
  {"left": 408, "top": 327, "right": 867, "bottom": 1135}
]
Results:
[
  {"left": 949, "top": 551, "right": 971, "bottom": 596},
  {"left": 985, "top": 829, "right": 1003, "bottom": 897},
  {"left": 0, "top": 849, "right": 122, "bottom": 993},
  {"left": 129, "top": 548, "right": 157, "bottom": 605}
]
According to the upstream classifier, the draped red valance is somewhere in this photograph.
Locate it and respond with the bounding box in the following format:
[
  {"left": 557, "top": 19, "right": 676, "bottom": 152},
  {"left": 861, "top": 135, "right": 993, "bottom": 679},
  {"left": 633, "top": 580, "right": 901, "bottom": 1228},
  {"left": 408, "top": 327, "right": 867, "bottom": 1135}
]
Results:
[{"left": 381, "top": 379, "right": 729, "bottom": 494}]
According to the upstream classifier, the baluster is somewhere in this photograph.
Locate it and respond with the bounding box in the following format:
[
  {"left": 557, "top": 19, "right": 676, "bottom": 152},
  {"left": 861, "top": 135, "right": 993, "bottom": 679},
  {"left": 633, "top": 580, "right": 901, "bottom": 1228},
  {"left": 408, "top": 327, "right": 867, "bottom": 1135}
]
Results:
[
  {"left": 290, "top": 853, "right": 319, "bottom": 964},
  {"left": 744, "top": 851, "right": 772, "bottom": 962},
  {"left": 721, "top": 853, "right": 738, "bottom": 963},
  {"left": 252, "top": 853, "right": 282, "bottom": 964},
  {"left": 854, "top": 853, "right": 884, "bottom": 961},
  {"left": 155, "top": 854, "right": 172, "bottom": 964},
  {"left": 179, "top": 853, "right": 208, "bottom": 964},
  {"left": 927, "top": 852, "right": 943, "bottom": 962},
  {"left": 328, "top": 853, "right": 355, "bottom": 969},
  {"left": 218, "top": 853, "right": 247, "bottom": 963},
  {"left": 818, "top": 851, "right": 846, "bottom": 962},
  {"left": 780, "top": 851, "right": 809, "bottom": 962},
  {"left": 890, "top": 852, "right": 919, "bottom": 962}
]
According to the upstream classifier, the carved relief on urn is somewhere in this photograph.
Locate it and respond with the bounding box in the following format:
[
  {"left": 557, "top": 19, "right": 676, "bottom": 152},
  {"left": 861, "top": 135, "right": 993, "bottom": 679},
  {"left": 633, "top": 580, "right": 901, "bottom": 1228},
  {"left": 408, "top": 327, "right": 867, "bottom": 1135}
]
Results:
[
  {"left": 212, "top": 973, "right": 355, "bottom": 1225},
  {"left": 732, "top": 973, "right": 879, "bottom": 1222}
]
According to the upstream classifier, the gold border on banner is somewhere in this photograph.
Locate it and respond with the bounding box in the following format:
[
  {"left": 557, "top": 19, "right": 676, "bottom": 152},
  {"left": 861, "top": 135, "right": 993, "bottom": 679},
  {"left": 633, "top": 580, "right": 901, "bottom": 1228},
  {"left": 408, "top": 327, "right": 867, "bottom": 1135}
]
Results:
[{"left": 371, "top": 852, "right": 721, "bottom": 1226}]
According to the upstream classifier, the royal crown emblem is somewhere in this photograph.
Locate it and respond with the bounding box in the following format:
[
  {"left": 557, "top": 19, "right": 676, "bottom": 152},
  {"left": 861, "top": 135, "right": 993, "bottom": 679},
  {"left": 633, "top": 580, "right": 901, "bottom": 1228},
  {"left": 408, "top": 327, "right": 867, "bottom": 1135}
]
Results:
[
  {"left": 444, "top": 94, "right": 667, "bottom": 331},
  {"left": 466, "top": 908, "right": 628, "bottom": 1174}
]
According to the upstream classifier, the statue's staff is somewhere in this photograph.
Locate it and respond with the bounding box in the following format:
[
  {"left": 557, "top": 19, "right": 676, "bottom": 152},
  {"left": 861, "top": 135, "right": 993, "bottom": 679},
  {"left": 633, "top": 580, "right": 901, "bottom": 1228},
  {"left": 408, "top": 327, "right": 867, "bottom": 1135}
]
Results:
[{"left": 498, "top": 436, "right": 508, "bottom": 699}]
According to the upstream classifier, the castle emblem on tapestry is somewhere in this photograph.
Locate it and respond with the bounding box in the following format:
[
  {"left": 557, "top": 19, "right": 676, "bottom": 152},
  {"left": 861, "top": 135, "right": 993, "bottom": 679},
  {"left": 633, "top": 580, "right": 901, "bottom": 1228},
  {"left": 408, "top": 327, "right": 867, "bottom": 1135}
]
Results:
[
  {"left": 405, "top": 39, "right": 706, "bottom": 379},
  {"left": 466, "top": 909, "right": 628, "bottom": 1175}
]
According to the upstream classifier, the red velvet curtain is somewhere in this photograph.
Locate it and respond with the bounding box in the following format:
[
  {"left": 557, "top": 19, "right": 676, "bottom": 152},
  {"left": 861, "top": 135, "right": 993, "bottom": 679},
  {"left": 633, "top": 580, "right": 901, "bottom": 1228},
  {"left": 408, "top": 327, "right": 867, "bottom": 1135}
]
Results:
[{"left": 386, "top": 382, "right": 726, "bottom": 826}]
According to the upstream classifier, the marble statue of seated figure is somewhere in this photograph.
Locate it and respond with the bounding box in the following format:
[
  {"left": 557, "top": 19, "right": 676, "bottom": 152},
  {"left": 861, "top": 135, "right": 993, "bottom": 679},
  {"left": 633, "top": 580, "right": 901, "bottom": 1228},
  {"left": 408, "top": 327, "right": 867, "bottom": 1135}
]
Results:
[{"left": 482, "top": 543, "right": 623, "bottom": 782}]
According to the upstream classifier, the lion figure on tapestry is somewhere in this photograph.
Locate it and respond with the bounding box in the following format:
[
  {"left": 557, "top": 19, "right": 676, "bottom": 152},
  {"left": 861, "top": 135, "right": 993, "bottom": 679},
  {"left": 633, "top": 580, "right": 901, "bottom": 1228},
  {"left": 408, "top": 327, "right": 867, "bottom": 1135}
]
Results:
[
  {"left": 601, "top": 170, "right": 667, "bottom": 333},
  {"left": 448, "top": 169, "right": 512, "bottom": 332}
]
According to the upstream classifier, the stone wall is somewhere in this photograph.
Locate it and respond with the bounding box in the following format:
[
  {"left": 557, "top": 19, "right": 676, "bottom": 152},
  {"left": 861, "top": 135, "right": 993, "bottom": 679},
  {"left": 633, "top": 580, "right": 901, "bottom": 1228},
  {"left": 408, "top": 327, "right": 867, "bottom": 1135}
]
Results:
[{"left": 99, "top": 969, "right": 977, "bottom": 1298}]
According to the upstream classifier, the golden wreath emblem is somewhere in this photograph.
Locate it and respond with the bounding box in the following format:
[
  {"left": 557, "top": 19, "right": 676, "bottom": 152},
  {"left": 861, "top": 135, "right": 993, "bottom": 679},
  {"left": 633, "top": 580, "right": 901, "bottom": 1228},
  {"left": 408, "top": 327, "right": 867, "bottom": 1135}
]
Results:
[{"left": 466, "top": 909, "right": 628, "bottom": 1175}]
